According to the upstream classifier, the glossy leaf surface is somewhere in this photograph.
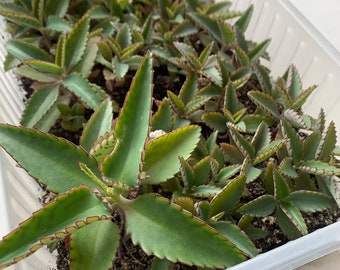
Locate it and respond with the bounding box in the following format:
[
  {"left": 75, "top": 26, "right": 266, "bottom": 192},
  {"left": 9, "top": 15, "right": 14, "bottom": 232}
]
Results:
[
  {"left": 102, "top": 52, "right": 152, "bottom": 187},
  {"left": 142, "top": 125, "right": 201, "bottom": 184},
  {"left": 0, "top": 186, "right": 111, "bottom": 268},
  {"left": 70, "top": 220, "right": 119, "bottom": 270},
  {"left": 120, "top": 194, "right": 246, "bottom": 268},
  {"left": 80, "top": 99, "right": 113, "bottom": 152},
  {"left": 209, "top": 175, "right": 246, "bottom": 217},
  {"left": 62, "top": 73, "right": 104, "bottom": 109},
  {"left": 0, "top": 124, "right": 101, "bottom": 193},
  {"left": 211, "top": 221, "right": 258, "bottom": 258},
  {"left": 20, "top": 85, "right": 59, "bottom": 128}
]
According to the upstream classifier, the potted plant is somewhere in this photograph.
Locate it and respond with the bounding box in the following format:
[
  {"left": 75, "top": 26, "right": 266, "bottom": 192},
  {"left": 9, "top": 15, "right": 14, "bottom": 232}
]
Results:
[{"left": 0, "top": 1, "right": 339, "bottom": 269}]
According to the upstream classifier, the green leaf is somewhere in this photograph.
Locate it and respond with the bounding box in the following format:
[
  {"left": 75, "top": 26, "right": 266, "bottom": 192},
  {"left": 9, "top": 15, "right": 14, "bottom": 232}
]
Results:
[
  {"left": 299, "top": 160, "right": 340, "bottom": 176},
  {"left": 238, "top": 195, "right": 277, "bottom": 216},
  {"left": 0, "top": 186, "right": 111, "bottom": 269},
  {"left": 202, "top": 112, "right": 227, "bottom": 133},
  {"left": 292, "top": 85, "right": 317, "bottom": 110},
  {"left": 167, "top": 90, "right": 185, "bottom": 116},
  {"left": 0, "top": 10, "right": 41, "bottom": 29},
  {"left": 87, "top": 5, "right": 110, "bottom": 19},
  {"left": 232, "top": 44, "right": 249, "bottom": 67},
  {"left": 274, "top": 169, "right": 290, "bottom": 200},
  {"left": 117, "top": 23, "right": 132, "bottom": 49},
  {"left": 25, "top": 59, "right": 62, "bottom": 75},
  {"left": 80, "top": 99, "right": 113, "bottom": 152},
  {"left": 264, "top": 162, "right": 275, "bottom": 194},
  {"left": 70, "top": 220, "right": 119, "bottom": 270},
  {"left": 279, "top": 158, "right": 298, "bottom": 179},
  {"left": 203, "top": 1, "right": 232, "bottom": 15},
  {"left": 174, "top": 41, "right": 197, "bottom": 57},
  {"left": 242, "top": 115, "right": 274, "bottom": 133},
  {"left": 287, "top": 65, "right": 302, "bottom": 100},
  {"left": 4, "top": 53, "right": 21, "bottom": 71},
  {"left": 199, "top": 42, "right": 214, "bottom": 66},
  {"left": 46, "top": 15, "right": 72, "bottom": 32},
  {"left": 229, "top": 127, "right": 255, "bottom": 160},
  {"left": 15, "top": 65, "right": 59, "bottom": 82},
  {"left": 151, "top": 98, "right": 173, "bottom": 132},
  {"left": 202, "top": 65, "right": 222, "bottom": 86},
  {"left": 277, "top": 201, "right": 307, "bottom": 240},
  {"left": 248, "top": 39, "right": 270, "bottom": 61},
  {"left": 0, "top": 3, "right": 30, "bottom": 14},
  {"left": 0, "top": 125, "right": 101, "bottom": 193},
  {"left": 90, "top": 132, "right": 116, "bottom": 164},
  {"left": 251, "top": 122, "right": 271, "bottom": 153},
  {"left": 192, "top": 156, "right": 212, "bottom": 186},
  {"left": 185, "top": 97, "right": 210, "bottom": 115},
  {"left": 191, "top": 185, "right": 221, "bottom": 198},
  {"left": 252, "top": 63, "right": 272, "bottom": 94},
  {"left": 235, "top": 5, "right": 254, "bottom": 33},
  {"left": 248, "top": 90, "right": 280, "bottom": 118},
  {"left": 179, "top": 157, "right": 195, "bottom": 192},
  {"left": 230, "top": 66, "right": 252, "bottom": 81},
  {"left": 303, "top": 131, "right": 322, "bottom": 161},
  {"left": 62, "top": 73, "right": 104, "bottom": 109},
  {"left": 141, "top": 15, "right": 153, "bottom": 42},
  {"left": 225, "top": 81, "right": 241, "bottom": 114},
  {"left": 151, "top": 258, "right": 173, "bottom": 270},
  {"left": 320, "top": 176, "right": 340, "bottom": 207},
  {"left": 216, "top": 164, "right": 242, "bottom": 183},
  {"left": 34, "top": 95, "right": 70, "bottom": 132},
  {"left": 211, "top": 221, "right": 258, "bottom": 258},
  {"left": 218, "top": 20, "right": 234, "bottom": 44},
  {"left": 121, "top": 42, "right": 144, "bottom": 60},
  {"left": 283, "top": 109, "right": 308, "bottom": 129},
  {"left": 282, "top": 119, "right": 303, "bottom": 164},
  {"left": 285, "top": 191, "right": 334, "bottom": 212},
  {"left": 45, "top": 0, "right": 70, "bottom": 18},
  {"left": 55, "top": 33, "right": 66, "bottom": 69},
  {"left": 102, "top": 53, "right": 153, "bottom": 187},
  {"left": 73, "top": 42, "right": 98, "bottom": 78},
  {"left": 243, "top": 164, "right": 262, "bottom": 183},
  {"left": 112, "top": 58, "right": 129, "bottom": 80},
  {"left": 120, "top": 194, "right": 246, "bottom": 268},
  {"left": 209, "top": 175, "right": 246, "bottom": 218},
  {"left": 316, "top": 121, "right": 337, "bottom": 162},
  {"left": 172, "top": 20, "right": 198, "bottom": 39},
  {"left": 188, "top": 12, "right": 222, "bottom": 43},
  {"left": 220, "top": 143, "right": 244, "bottom": 164},
  {"left": 20, "top": 85, "right": 59, "bottom": 128},
  {"left": 178, "top": 73, "right": 198, "bottom": 105},
  {"left": 34, "top": 0, "right": 44, "bottom": 23},
  {"left": 6, "top": 40, "right": 52, "bottom": 62},
  {"left": 254, "top": 139, "right": 286, "bottom": 165},
  {"left": 142, "top": 125, "right": 201, "bottom": 184},
  {"left": 64, "top": 15, "right": 90, "bottom": 71}
]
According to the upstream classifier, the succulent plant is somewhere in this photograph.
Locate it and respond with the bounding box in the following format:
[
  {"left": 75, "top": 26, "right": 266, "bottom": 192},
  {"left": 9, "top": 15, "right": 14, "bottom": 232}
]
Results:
[{"left": 0, "top": 1, "right": 339, "bottom": 269}]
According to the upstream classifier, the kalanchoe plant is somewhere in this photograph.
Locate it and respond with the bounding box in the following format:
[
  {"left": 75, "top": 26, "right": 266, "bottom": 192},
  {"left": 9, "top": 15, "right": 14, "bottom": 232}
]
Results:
[
  {"left": 0, "top": 1, "right": 340, "bottom": 269},
  {"left": 0, "top": 53, "right": 256, "bottom": 269},
  {"left": 1, "top": 1, "right": 109, "bottom": 131}
]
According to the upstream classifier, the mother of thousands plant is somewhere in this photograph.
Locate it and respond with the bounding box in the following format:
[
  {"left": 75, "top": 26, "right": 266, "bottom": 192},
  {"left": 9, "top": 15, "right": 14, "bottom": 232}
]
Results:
[
  {"left": 0, "top": 1, "right": 340, "bottom": 269},
  {"left": 0, "top": 53, "right": 257, "bottom": 269}
]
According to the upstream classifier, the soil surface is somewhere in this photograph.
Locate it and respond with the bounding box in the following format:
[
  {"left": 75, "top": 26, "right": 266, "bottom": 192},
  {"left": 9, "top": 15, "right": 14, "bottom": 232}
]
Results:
[{"left": 20, "top": 63, "right": 340, "bottom": 270}]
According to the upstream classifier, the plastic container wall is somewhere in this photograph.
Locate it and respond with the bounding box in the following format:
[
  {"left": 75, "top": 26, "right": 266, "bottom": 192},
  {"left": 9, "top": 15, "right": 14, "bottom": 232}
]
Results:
[{"left": 0, "top": 17, "right": 56, "bottom": 270}]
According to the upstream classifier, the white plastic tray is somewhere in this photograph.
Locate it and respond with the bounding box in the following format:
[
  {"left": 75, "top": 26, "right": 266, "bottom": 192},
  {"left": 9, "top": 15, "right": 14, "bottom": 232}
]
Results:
[
  {"left": 0, "top": 17, "right": 56, "bottom": 270},
  {"left": 1, "top": 1, "right": 340, "bottom": 269}
]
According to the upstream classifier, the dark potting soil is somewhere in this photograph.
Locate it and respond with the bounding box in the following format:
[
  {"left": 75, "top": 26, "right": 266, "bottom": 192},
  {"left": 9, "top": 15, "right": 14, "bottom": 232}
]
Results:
[{"left": 19, "top": 66, "right": 340, "bottom": 270}]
